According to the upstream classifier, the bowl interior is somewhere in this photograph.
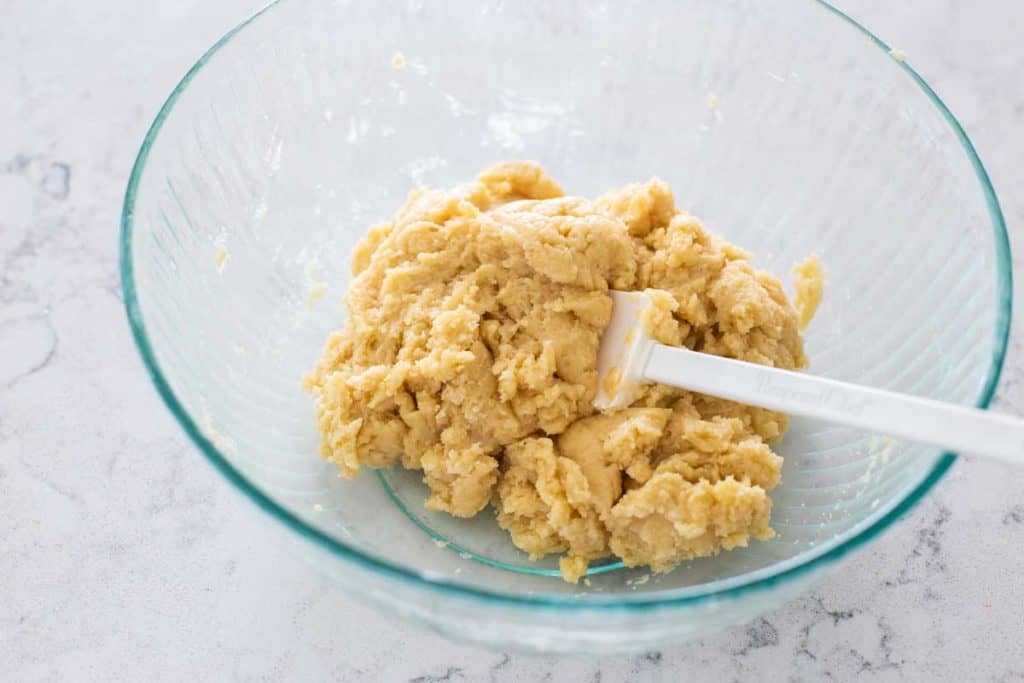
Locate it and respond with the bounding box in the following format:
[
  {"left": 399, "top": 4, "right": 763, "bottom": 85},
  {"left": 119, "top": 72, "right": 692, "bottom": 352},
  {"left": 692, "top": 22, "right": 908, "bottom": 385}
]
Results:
[{"left": 124, "top": 0, "right": 1007, "bottom": 602}]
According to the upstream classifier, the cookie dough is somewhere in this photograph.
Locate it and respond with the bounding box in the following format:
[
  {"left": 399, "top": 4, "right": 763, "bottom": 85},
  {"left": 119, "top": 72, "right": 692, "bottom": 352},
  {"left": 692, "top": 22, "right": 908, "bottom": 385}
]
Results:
[{"left": 305, "top": 162, "right": 816, "bottom": 582}]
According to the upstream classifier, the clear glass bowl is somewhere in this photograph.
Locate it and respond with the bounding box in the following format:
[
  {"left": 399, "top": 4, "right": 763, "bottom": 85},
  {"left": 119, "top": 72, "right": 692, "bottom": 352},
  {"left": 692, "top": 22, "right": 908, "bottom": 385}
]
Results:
[{"left": 120, "top": 0, "right": 1010, "bottom": 653}]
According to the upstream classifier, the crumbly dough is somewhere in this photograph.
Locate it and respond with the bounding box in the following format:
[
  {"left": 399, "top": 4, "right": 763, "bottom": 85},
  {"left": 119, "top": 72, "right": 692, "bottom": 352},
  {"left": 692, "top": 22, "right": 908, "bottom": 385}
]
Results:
[{"left": 305, "top": 162, "right": 815, "bottom": 581}]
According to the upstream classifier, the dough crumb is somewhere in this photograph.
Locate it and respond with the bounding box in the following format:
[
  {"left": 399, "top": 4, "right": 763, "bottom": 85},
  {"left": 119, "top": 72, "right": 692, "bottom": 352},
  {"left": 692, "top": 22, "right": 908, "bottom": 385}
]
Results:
[
  {"left": 306, "top": 283, "right": 327, "bottom": 310},
  {"left": 391, "top": 52, "right": 407, "bottom": 69},
  {"left": 792, "top": 254, "right": 825, "bottom": 331},
  {"left": 707, "top": 93, "right": 720, "bottom": 109},
  {"left": 889, "top": 48, "right": 907, "bottom": 62},
  {"left": 215, "top": 246, "right": 229, "bottom": 272},
  {"left": 304, "top": 258, "right": 328, "bottom": 310},
  {"left": 201, "top": 409, "right": 235, "bottom": 454},
  {"left": 306, "top": 162, "right": 810, "bottom": 581}
]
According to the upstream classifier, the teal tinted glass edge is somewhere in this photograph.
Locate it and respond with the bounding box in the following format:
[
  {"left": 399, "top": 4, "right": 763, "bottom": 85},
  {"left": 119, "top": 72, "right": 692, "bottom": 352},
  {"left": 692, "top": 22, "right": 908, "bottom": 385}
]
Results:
[{"left": 119, "top": 0, "right": 1011, "bottom": 612}]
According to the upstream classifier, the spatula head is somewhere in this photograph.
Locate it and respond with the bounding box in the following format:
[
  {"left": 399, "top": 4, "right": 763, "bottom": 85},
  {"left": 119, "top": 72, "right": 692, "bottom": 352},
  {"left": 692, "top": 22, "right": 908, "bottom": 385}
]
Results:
[{"left": 593, "top": 290, "right": 655, "bottom": 411}]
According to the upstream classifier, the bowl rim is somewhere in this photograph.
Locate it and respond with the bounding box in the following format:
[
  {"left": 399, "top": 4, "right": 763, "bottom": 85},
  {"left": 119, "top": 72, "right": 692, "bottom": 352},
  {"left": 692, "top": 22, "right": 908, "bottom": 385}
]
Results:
[{"left": 120, "top": 0, "right": 1012, "bottom": 611}]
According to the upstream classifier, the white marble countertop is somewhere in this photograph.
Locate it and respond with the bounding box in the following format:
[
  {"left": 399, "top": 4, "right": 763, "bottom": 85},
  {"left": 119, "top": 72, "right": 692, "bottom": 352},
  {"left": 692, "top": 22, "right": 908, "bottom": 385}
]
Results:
[{"left": 3, "top": 0, "right": 1022, "bottom": 680}]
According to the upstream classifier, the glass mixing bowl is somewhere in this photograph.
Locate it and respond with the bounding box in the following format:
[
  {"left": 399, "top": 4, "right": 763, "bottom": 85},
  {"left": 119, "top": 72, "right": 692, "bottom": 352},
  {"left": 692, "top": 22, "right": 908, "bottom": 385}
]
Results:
[{"left": 120, "top": 0, "right": 1010, "bottom": 653}]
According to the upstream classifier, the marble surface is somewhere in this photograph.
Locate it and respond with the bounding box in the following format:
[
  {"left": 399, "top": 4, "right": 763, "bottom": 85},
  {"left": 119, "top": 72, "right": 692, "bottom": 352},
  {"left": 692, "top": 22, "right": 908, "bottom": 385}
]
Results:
[{"left": 2, "top": 0, "right": 1023, "bottom": 680}]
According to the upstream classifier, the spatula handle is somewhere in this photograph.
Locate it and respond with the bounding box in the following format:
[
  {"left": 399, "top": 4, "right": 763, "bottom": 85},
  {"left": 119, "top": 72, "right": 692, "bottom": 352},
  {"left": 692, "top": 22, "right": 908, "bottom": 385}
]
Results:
[{"left": 642, "top": 343, "right": 1023, "bottom": 464}]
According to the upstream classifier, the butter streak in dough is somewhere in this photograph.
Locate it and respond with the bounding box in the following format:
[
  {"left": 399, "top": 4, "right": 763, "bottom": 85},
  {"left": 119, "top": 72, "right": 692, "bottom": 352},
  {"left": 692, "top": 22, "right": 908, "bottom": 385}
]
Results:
[{"left": 305, "top": 162, "right": 812, "bottom": 582}]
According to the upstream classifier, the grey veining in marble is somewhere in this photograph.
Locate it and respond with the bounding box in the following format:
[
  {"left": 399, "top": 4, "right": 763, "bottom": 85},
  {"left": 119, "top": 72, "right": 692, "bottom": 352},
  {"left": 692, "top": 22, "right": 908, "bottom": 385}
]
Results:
[{"left": 2, "top": 0, "right": 1023, "bottom": 680}]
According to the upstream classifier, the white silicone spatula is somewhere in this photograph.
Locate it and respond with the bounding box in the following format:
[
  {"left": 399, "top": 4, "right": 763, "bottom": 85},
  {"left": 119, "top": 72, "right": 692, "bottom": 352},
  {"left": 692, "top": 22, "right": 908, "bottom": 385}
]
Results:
[{"left": 595, "top": 290, "right": 1024, "bottom": 464}]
